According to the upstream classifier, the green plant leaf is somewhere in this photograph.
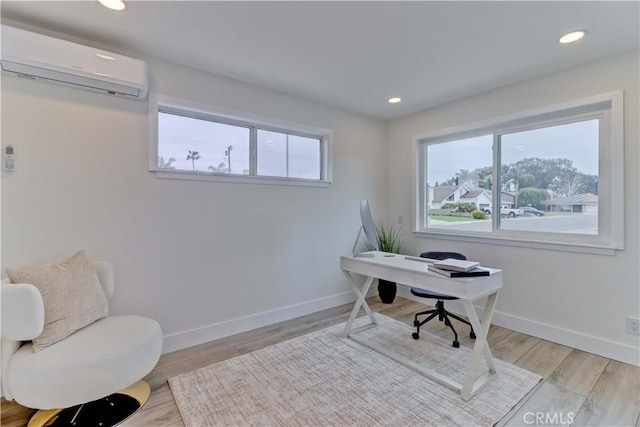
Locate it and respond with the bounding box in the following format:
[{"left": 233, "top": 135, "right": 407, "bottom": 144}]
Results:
[{"left": 374, "top": 219, "right": 406, "bottom": 254}]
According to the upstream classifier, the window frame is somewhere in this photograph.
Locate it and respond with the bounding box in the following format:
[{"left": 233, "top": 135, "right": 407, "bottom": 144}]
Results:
[
  {"left": 149, "top": 93, "right": 332, "bottom": 187},
  {"left": 413, "top": 91, "right": 624, "bottom": 255}
]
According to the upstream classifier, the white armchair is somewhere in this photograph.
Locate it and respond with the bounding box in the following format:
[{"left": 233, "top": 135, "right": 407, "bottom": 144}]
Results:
[{"left": 1, "top": 261, "right": 163, "bottom": 412}]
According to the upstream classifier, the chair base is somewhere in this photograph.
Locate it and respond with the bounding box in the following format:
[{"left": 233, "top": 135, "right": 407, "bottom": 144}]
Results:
[
  {"left": 412, "top": 300, "right": 476, "bottom": 347},
  {"left": 27, "top": 381, "right": 151, "bottom": 427}
]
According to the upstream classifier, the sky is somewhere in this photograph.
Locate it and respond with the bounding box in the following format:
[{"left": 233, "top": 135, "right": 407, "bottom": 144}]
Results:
[
  {"left": 158, "top": 112, "right": 250, "bottom": 173},
  {"left": 157, "top": 112, "right": 320, "bottom": 179},
  {"left": 159, "top": 112, "right": 598, "bottom": 185},
  {"left": 426, "top": 119, "right": 599, "bottom": 185}
]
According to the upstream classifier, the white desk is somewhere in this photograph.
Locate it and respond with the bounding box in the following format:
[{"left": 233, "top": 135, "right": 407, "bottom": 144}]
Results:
[{"left": 340, "top": 251, "right": 503, "bottom": 400}]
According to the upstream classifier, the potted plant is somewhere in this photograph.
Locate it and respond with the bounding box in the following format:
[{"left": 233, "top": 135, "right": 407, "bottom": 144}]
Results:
[{"left": 374, "top": 219, "right": 406, "bottom": 303}]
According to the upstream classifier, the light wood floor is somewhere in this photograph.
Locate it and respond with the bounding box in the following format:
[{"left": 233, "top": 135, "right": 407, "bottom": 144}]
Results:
[{"left": 2, "top": 297, "right": 639, "bottom": 426}]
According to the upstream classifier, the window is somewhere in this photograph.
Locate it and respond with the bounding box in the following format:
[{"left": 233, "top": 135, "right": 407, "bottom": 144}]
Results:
[
  {"left": 150, "top": 96, "right": 331, "bottom": 186},
  {"left": 158, "top": 112, "right": 251, "bottom": 174},
  {"left": 415, "top": 92, "right": 624, "bottom": 254},
  {"left": 256, "top": 129, "right": 321, "bottom": 180}
]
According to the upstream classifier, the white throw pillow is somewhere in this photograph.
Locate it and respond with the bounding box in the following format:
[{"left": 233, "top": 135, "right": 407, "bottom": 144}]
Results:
[{"left": 6, "top": 251, "right": 109, "bottom": 352}]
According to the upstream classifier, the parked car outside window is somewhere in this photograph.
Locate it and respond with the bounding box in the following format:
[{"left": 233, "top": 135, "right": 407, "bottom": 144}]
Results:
[{"left": 521, "top": 206, "right": 545, "bottom": 216}]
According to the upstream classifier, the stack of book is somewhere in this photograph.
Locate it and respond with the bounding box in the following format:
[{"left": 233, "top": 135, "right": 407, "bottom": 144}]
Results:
[{"left": 427, "top": 258, "right": 490, "bottom": 278}]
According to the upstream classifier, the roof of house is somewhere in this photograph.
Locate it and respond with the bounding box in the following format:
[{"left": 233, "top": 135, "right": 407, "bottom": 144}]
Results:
[
  {"left": 462, "top": 189, "right": 486, "bottom": 198},
  {"left": 544, "top": 193, "right": 599, "bottom": 206},
  {"left": 431, "top": 185, "right": 458, "bottom": 202},
  {"left": 431, "top": 184, "right": 513, "bottom": 203},
  {"left": 501, "top": 193, "right": 516, "bottom": 204}
]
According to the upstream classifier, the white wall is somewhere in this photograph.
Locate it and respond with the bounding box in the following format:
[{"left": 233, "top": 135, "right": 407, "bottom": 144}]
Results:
[
  {"left": 2, "top": 25, "right": 637, "bottom": 365},
  {"left": 387, "top": 51, "right": 640, "bottom": 365},
  {"left": 1, "top": 49, "right": 388, "bottom": 352}
]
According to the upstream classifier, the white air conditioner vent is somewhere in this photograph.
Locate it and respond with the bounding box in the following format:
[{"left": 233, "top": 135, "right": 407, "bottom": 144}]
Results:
[{"left": 1, "top": 25, "right": 148, "bottom": 100}]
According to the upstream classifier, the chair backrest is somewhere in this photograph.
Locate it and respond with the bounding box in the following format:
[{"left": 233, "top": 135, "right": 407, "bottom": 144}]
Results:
[
  {"left": 93, "top": 261, "right": 115, "bottom": 298},
  {"left": 419, "top": 251, "right": 467, "bottom": 261},
  {"left": 0, "top": 261, "right": 114, "bottom": 401}
]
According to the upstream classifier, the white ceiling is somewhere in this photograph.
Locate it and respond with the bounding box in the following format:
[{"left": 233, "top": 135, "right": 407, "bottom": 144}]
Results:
[{"left": 1, "top": 1, "right": 638, "bottom": 120}]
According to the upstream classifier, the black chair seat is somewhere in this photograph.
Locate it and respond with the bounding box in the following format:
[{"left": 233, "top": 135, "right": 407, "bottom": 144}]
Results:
[{"left": 410, "top": 287, "right": 459, "bottom": 300}]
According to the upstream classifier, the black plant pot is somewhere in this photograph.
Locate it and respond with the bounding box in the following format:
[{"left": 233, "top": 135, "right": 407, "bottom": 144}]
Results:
[{"left": 378, "top": 279, "right": 397, "bottom": 304}]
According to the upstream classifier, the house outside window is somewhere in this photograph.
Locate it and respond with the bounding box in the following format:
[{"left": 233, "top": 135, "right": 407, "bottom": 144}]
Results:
[{"left": 415, "top": 92, "right": 624, "bottom": 254}]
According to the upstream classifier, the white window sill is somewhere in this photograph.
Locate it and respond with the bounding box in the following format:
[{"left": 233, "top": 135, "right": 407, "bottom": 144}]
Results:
[
  {"left": 154, "top": 170, "right": 331, "bottom": 188},
  {"left": 413, "top": 230, "right": 619, "bottom": 256}
]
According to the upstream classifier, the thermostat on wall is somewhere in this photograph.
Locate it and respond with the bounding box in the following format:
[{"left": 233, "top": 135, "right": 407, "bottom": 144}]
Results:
[{"left": 3, "top": 145, "right": 15, "bottom": 171}]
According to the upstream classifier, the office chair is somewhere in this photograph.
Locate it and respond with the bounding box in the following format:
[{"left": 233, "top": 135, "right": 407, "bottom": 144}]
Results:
[{"left": 411, "top": 251, "right": 476, "bottom": 348}]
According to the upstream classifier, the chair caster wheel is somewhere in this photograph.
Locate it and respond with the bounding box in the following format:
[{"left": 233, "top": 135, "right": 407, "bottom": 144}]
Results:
[
  {"left": 413, "top": 320, "right": 420, "bottom": 326},
  {"left": 452, "top": 341, "right": 460, "bottom": 348},
  {"left": 412, "top": 332, "right": 420, "bottom": 340},
  {"left": 470, "top": 331, "right": 476, "bottom": 339}
]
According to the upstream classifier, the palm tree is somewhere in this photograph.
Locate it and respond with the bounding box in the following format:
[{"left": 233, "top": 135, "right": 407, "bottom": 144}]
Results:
[
  {"left": 478, "top": 174, "right": 493, "bottom": 190},
  {"left": 157, "top": 156, "right": 176, "bottom": 169},
  {"left": 208, "top": 162, "right": 228, "bottom": 173},
  {"left": 186, "top": 150, "right": 201, "bottom": 171},
  {"left": 504, "top": 168, "right": 534, "bottom": 207},
  {"left": 225, "top": 145, "right": 233, "bottom": 174},
  {"left": 456, "top": 169, "right": 472, "bottom": 186}
]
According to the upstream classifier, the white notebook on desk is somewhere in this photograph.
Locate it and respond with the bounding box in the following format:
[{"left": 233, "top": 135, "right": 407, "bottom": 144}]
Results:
[{"left": 433, "top": 258, "right": 480, "bottom": 272}]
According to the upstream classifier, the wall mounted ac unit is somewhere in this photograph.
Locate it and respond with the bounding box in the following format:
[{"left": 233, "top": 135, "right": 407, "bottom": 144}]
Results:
[{"left": 1, "top": 25, "right": 148, "bottom": 100}]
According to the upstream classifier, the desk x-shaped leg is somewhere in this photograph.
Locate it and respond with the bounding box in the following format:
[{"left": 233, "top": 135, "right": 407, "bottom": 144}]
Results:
[
  {"left": 460, "top": 291, "right": 499, "bottom": 400},
  {"left": 342, "top": 271, "right": 378, "bottom": 337}
]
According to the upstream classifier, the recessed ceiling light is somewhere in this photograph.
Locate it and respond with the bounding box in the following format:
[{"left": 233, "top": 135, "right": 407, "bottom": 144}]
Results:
[
  {"left": 98, "top": 0, "right": 126, "bottom": 11},
  {"left": 387, "top": 97, "right": 402, "bottom": 104},
  {"left": 558, "top": 30, "right": 587, "bottom": 44}
]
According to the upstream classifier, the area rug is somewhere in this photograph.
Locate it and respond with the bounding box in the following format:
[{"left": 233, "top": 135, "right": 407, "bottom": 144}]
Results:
[{"left": 169, "top": 315, "right": 541, "bottom": 426}]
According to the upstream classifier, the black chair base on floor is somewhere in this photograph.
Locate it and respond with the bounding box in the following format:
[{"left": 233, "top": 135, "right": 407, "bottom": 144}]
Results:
[{"left": 410, "top": 251, "right": 476, "bottom": 348}]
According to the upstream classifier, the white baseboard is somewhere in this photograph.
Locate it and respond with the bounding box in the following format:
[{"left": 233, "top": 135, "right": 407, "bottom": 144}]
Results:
[
  {"left": 162, "top": 290, "right": 358, "bottom": 354},
  {"left": 398, "top": 288, "right": 640, "bottom": 367},
  {"left": 164, "top": 285, "right": 639, "bottom": 367},
  {"left": 490, "top": 309, "right": 640, "bottom": 367}
]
